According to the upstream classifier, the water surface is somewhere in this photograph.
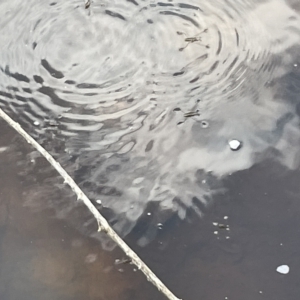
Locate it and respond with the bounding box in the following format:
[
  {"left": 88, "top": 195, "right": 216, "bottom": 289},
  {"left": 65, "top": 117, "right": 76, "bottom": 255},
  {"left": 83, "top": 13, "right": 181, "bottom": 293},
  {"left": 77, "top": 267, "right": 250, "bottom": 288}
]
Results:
[{"left": 1, "top": 0, "right": 300, "bottom": 298}]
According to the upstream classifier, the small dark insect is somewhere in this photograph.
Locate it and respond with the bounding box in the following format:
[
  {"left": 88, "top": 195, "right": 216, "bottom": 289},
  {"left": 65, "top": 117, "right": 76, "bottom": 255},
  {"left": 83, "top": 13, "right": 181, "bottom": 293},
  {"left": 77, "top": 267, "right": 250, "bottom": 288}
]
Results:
[
  {"left": 184, "top": 111, "right": 200, "bottom": 118},
  {"left": 178, "top": 28, "right": 209, "bottom": 51},
  {"left": 174, "top": 108, "right": 200, "bottom": 125},
  {"left": 85, "top": 0, "right": 91, "bottom": 9}
]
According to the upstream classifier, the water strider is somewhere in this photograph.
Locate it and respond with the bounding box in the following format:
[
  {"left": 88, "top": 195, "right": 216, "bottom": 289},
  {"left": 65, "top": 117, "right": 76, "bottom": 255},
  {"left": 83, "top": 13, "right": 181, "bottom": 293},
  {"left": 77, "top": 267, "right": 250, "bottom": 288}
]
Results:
[
  {"left": 173, "top": 107, "right": 200, "bottom": 125},
  {"left": 177, "top": 28, "right": 210, "bottom": 51},
  {"left": 183, "top": 111, "right": 200, "bottom": 118}
]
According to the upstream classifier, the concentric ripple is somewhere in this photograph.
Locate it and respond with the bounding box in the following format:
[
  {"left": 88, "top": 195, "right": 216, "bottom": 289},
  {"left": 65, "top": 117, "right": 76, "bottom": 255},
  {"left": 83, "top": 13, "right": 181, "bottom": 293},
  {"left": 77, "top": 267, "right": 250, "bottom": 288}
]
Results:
[{"left": 1, "top": 0, "right": 300, "bottom": 247}]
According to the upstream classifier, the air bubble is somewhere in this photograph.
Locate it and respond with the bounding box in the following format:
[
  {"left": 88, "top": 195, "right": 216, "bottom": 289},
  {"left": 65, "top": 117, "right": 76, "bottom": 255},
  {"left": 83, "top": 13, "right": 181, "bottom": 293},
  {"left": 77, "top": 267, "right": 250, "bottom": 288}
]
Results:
[
  {"left": 229, "top": 139, "right": 242, "bottom": 151},
  {"left": 201, "top": 120, "right": 209, "bottom": 128}
]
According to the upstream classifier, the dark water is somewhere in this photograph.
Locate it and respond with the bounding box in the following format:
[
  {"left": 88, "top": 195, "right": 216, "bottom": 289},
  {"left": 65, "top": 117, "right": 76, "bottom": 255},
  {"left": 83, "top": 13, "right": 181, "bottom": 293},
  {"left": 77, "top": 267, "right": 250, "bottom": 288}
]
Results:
[
  {"left": 0, "top": 121, "right": 164, "bottom": 300},
  {"left": 1, "top": 0, "right": 300, "bottom": 299}
]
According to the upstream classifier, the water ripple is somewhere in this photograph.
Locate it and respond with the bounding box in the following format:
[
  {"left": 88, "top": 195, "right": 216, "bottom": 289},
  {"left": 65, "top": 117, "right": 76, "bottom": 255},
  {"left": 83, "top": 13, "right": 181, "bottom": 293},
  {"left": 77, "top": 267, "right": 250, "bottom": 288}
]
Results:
[{"left": 1, "top": 0, "right": 300, "bottom": 246}]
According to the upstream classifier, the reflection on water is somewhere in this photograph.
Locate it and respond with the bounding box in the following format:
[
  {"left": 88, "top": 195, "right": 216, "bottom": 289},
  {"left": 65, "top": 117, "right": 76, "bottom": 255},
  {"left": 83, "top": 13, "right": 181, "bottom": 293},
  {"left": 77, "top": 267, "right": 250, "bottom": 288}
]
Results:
[
  {"left": 129, "top": 159, "right": 300, "bottom": 300},
  {"left": 1, "top": 0, "right": 300, "bottom": 247},
  {"left": 2, "top": 121, "right": 300, "bottom": 299}
]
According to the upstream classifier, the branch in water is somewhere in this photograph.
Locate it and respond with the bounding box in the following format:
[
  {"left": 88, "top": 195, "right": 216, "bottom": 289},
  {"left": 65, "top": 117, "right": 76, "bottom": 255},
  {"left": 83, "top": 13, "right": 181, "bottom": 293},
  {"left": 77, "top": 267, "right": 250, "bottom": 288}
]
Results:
[{"left": 0, "top": 108, "right": 182, "bottom": 300}]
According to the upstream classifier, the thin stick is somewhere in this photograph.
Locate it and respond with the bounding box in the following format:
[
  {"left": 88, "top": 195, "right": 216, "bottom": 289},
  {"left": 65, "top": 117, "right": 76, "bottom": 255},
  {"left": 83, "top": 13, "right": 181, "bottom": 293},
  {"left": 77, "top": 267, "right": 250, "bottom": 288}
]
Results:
[{"left": 0, "top": 108, "right": 182, "bottom": 300}]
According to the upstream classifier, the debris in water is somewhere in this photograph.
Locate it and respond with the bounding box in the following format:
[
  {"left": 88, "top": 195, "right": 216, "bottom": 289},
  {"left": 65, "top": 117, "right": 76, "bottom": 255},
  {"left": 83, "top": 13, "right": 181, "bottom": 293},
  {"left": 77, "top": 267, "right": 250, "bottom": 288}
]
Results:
[
  {"left": 224, "top": 216, "right": 229, "bottom": 220},
  {"left": 218, "top": 224, "right": 229, "bottom": 229},
  {"left": 96, "top": 199, "right": 102, "bottom": 204},
  {"left": 147, "top": 212, "right": 151, "bottom": 216},
  {"left": 157, "top": 223, "right": 163, "bottom": 229},
  {"left": 33, "top": 120, "right": 40, "bottom": 126},
  {"left": 0, "top": 146, "right": 8, "bottom": 153},
  {"left": 115, "top": 258, "right": 132, "bottom": 265},
  {"left": 201, "top": 120, "right": 209, "bottom": 128},
  {"left": 213, "top": 222, "right": 218, "bottom": 226},
  {"left": 229, "top": 139, "right": 242, "bottom": 151},
  {"left": 276, "top": 265, "right": 289, "bottom": 274},
  {"left": 214, "top": 231, "right": 218, "bottom": 235},
  {"left": 85, "top": 254, "right": 97, "bottom": 263}
]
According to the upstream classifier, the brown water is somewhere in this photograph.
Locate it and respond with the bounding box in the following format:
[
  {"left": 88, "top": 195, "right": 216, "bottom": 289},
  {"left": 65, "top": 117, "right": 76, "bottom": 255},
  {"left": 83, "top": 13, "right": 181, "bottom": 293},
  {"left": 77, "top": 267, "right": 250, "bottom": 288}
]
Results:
[
  {"left": 1, "top": 0, "right": 300, "bottom": 299},
  {"left": 0, "top": 121, "right": 165, "bottom": 300}
]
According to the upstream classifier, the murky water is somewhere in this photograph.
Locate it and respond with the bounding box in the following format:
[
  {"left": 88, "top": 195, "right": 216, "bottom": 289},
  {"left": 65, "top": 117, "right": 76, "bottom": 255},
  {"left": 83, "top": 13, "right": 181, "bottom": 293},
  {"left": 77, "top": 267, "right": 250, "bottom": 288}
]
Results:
[
  {"left": 1, "top": 0, "right": 300, "bottom": 299},
  {"left": 0, "top": 121, "right": 165, "bottom": 300},
  {"left": 129, "top": 160, "right": 300, "bottom": 300}
]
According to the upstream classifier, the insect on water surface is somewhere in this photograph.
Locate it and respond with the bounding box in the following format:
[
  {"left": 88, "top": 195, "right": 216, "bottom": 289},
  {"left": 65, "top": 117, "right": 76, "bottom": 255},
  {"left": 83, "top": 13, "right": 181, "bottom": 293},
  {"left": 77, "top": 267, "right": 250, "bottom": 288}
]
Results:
[{"left": 177, "top": 28, "right": 209, "bottom": 51}]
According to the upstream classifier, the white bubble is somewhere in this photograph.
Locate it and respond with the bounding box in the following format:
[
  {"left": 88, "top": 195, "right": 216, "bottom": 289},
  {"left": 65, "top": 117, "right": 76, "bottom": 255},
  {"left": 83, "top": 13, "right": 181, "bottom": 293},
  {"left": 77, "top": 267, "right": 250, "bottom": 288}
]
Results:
[
  {"left": 33, "top": 120, "right": 40, "bottom": 126},
  {"left": 276, "top": 265, "right": 289, "bottom": 274},
  {"left": 229, "top": 139, "right": 242, "bottom": 151}
]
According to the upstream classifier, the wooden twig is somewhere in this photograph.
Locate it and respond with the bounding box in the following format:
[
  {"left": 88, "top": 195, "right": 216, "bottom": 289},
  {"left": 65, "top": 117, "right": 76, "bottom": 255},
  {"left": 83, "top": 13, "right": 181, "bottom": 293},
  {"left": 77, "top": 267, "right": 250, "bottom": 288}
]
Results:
[{"left": 0, "top": 108, "right": 182, "bottom": 300}]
